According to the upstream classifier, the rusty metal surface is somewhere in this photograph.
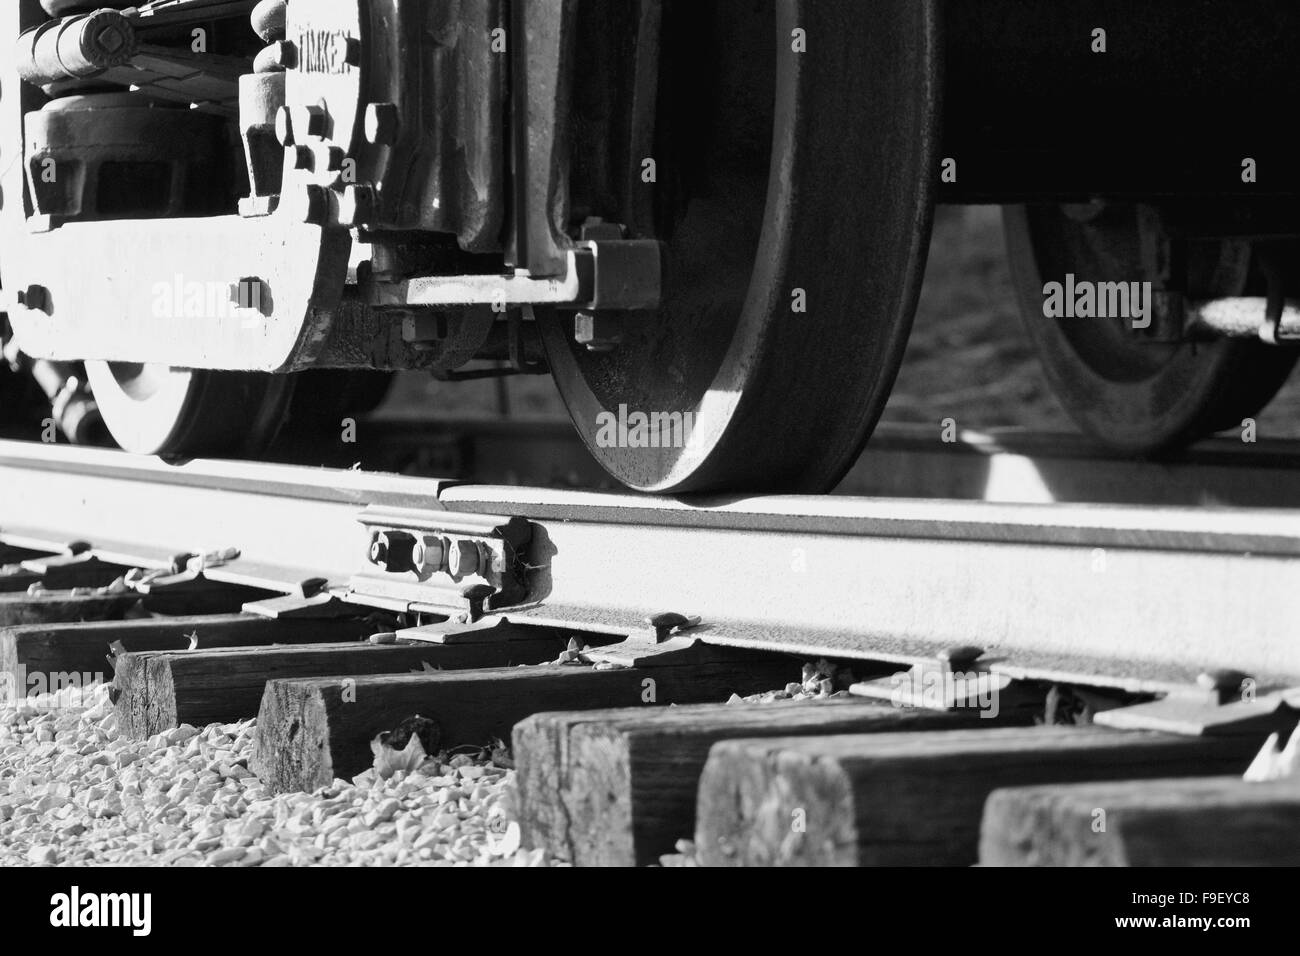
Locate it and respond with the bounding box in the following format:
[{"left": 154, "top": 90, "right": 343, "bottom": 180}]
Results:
[{"left": 2, "top": 440, "right": 1300, "bottom": 691}]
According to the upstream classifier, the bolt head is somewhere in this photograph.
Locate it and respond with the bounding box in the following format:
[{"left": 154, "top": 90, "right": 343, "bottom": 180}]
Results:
[
  {"left": 369, "top": 531, "right": 416, "bottom": 573},
  {"left": 645, "top": 612, "right": 700, "bottom": 642},
  {"left": 298, "top": 577, "right": 328, "bottom": 597},
  {"left": 20, "top": 284, "right": 50, "bottom": 313},
  {"left": 292, "top": 145, "right": 315, "bottom": 170},
  {"left": 255, "top": 39, "right": 297, "bottom": 72},
  {"left": 331, "top": 34, "right": 362, "bottom": 67},
  {"left": 96, "top": 25, "right": 127, "bottom": 54},
  {"left": 580, "top": 217, "right": 627, "bottom": 241},
  {"left": 575, "top": 312, "right": 622, "bottom": 353},
  {"left": 411, "top": 537, "right": 446, "bottom": 574},
  {"left": 291, "top": 105, "right": 327, "bottom": 140},
  {"left": 337, "top": 184, "right": 376, "bottom": 227},
  {"left": 937, "top": 644, "right": 984, "bottom": 670},
  {"left": 271, "top": 40, "right": 298, "bottom": 68},
  {"left": 229, "top": 277, "right": 264, "bottom": 310},
  {"left": 1197, "top": 669, "right": 1251, "bottom": 694},
  {"left": 274, "top": 106, "right": 294, "bottom": 145},
  {"left": 447, "top": 539, "right": 480, "bottom": 577},
  {"left": 285, "top": 184, "right": 331, "bottom": 225},
  {"left": 647, "top": 612, "right": 690, "bottom": 631},
  {"left": 364, "top": 102, "right": 400, "bottom": 145}
]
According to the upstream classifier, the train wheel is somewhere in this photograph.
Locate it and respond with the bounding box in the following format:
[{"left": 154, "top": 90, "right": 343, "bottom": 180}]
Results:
[
  {"left": 284, "top": 370, "right": 393, "bottom": 430},
  {"left": 0, "top": 319, "right": 40, "bottom": 430},
  {"left": 1004, "top": 204, "right": 1298, "bottom": 452},
  {"left": 85, "top": 362, "right": 294, "bottom": 459},
  {"left": 540, "top": 1, "right": 940, "bottom": 493}
]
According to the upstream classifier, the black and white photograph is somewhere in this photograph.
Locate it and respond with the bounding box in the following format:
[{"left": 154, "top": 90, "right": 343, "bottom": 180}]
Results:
[{"left": 0, "top": 0, "right": 1293, "bottom": 933}]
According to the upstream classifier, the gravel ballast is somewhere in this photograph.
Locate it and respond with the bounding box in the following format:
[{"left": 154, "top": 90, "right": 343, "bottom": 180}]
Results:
[{"left": 0, "top": 683, "right": 552, "bottom": 867}]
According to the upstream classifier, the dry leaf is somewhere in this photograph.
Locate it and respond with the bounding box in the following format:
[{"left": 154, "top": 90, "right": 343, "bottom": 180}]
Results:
[
  {"left": 370, "top": 731, "right": 427, "bottom": 780},
  {"left": 489, "top": 820, "right": 521, "bottom": 857},
  {"left": 1244, "top": 727, "right": 1300, "bottom": 782}
]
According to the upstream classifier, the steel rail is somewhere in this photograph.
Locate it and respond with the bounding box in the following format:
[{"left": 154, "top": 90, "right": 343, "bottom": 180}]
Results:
[
  {"left": 344, "top": 417, "right": 1300, "bottom": 508},
  {"left": 1, "top": 439, "right": 1298, "bottom": 693}
]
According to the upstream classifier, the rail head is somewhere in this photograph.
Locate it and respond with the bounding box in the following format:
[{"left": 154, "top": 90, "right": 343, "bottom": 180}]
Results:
[{"left": 4, "top": 441, "right": 1300, "bottom": 689}]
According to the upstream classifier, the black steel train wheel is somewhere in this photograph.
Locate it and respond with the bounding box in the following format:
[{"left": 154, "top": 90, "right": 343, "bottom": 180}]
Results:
[
  {"left": 85, "top": 362, "right": 294, "bottom": 459},
  {"left": 0, "top": 317, "right": 41, "bottom": 430},
  {"left": 1004, "top": 204, "right": 1298, "bottom": 453},
  {"left": 284, "top": 370, "right": 393, "bottom": 430},
  {"left": 540, "top": 0, "right": 940, "bottom": 493}
]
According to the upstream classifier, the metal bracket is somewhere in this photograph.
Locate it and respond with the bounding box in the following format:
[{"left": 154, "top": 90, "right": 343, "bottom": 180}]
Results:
[
  {"left": 377, "top": 240, "right": 663, "bottom": 312},
  {"left": 2, "top": 542, "right": 119, "bottom": 591},
  {"left": 349, "top": 507, "right": 531, "bottom": 614},
  {"left": 392, "top": 583, "right": 517, "bottom": 644},
  {"left": 243, "top": 579, "right": 357, "bottom": 620},
  {"left": 1189, "top": 297, "right": 1300, "bottom": 344},
  {"left": 582, "top": 612, "right": 711, "bottom": 668},
  {"left": 395, "top": 616, "right": 517, "bottom": 645},
  {"left": 1095, "top": 672, "right": 1300, "bottom": 736},
  {"left": 1260, "top": 296, "right": 1300, "bottom": 345},
  {"left": 849, "top": 645, "right": 1038, "bottom": 714},
  {"left": 133, "top": 567, "right": 267, "bottom": 615}
]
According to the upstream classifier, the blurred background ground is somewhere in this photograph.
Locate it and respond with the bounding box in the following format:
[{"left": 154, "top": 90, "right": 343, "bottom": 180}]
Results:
[{"left": 382, "top": 205, "right": 1300, "bottom": 438}]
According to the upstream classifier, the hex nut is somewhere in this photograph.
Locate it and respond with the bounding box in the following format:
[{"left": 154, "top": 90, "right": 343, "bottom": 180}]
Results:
[
  {"left": 285, "top": 184, "right": 331, "bottom": 225},
  {"left": 574, "top": 312, "right": 622, "bottom": 353},
  {"left": 274, "top": 106, "right": 294, "bottom": 145},
  {"left": 337, "top": 185, "right": 377, "bottom": 227},
  {"left": 411, "top": 536, "right": 447, "bottom": 574},
  {"left": 447, "top": 540, "right": 480, "bottom": 577},
  {"left": 291, "top": 105, "right": 327, "bottom": 140}
]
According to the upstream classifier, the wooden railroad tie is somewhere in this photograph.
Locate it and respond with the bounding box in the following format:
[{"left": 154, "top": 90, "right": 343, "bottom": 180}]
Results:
[
  {"left": 980, "top": 775, "right": 1300, "bottom": 866},
  {"left": 254, "top": 652, "right": 802, "bottom": 794},
  {"left": 693, "top": 726, "right": 1267, "bottom": 866},
  {"left": 0, "top": 544, "right": 48, "bottom": 566},
  {"left": 0, "top": 560, "right": 277, "bottom": 629},
  {"left": 0, "top": 589, "right": 139, "bottom": 629},
  {"left": 512, "top": 698, "right": 1035, "bottom": 867},
  {"left": 112, "top": 630, "right": 576, "bottom": 739},
  {"left": 0, "top": 551, "right": 126, "bottom": 595},
  {"left": 2, "top": 613, "right": 372, "bottom": 704}
]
